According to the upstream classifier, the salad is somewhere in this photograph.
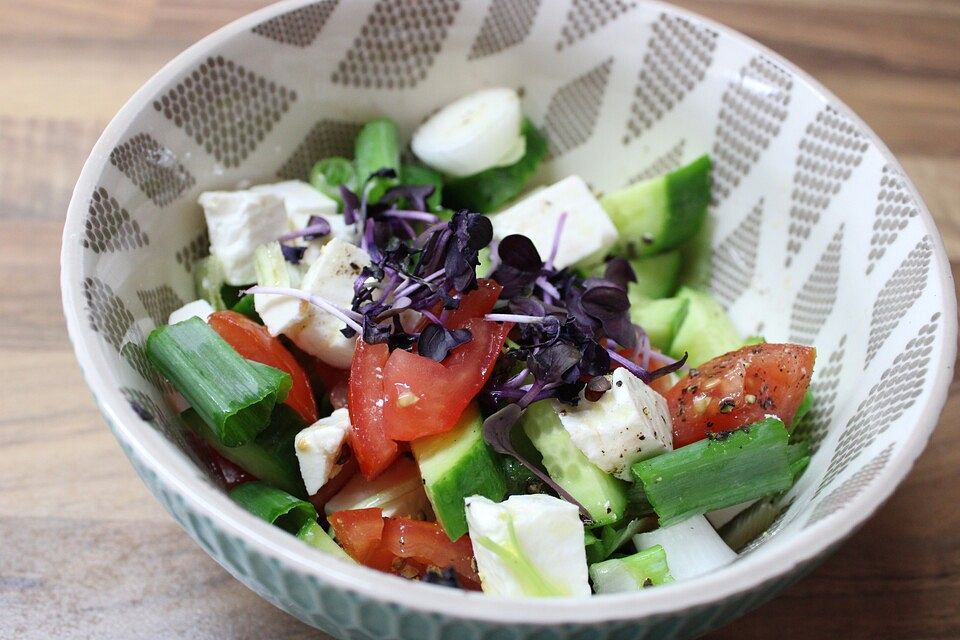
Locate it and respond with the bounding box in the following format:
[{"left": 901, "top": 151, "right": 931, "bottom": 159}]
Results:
[{"left": 146, "top": 87, "right": 816, "bottom": 597}]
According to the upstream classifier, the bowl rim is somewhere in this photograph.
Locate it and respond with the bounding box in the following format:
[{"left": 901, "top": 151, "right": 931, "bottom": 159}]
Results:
[{"left": 61, "top": 0, "right": 957, "bottom": 626}]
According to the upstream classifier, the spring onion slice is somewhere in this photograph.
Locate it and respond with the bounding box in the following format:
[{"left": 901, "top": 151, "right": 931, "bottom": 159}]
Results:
[
  {"left": 354, "top": 118, "right": 400, "bottom": 202},
  {"left": 296, "top": 520, "right": 354, "bottom": 561},
  {"left": 194, "top": 256, "right": 227, "bottom": 310},
  {"left": 182, "top": 406, "right": 305, "bottom": 497},
  {"left": 146, "top": 317, "right": 291, "bottom": 447},
  {"left": 310, "top": 157, "right": 357, "bottom": 207},
  {"left": 630, "top": 417, "right": 808, "bottom": 527},
  {"left": 589, "top": 544, "right": 674, "bottom": 593},
  {"left": 230, "top": 294, "right": 261, "bottom": 323},
  {"left": 230, "top": 482, "right": 316, "bottom": 533},
  {"left": 633, "top": 515, "right": 735, "bottom": 581}
]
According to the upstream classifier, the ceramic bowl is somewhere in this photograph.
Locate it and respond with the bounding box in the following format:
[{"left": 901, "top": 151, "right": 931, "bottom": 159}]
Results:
[{"left": 61, "top": 1, "right": 957, "bottom": 637}]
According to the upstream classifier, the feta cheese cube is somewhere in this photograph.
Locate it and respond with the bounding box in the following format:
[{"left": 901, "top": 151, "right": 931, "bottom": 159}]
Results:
[
  {"left": 167, "top": 299, "right": 215, "bottom": 325},
  {"left": 490, "top": 175, "right": 617, "bottom": 269},
  {"left": 295, "top": 408, "right": 351, "bottom": 495},
  {"left": 554, "top": 367, "right": 673, "bottom": 480},
  {"left": 198, "top": 191, "right": 287, "bottom": 285},
  {"left": 465, "top": 494, "right": 590, "bottom": 597},
  {"left": 250, "top": 180, "right": 337, "bottom": 232},
  {"left": 290, "top": 238, "right": 370, "bottom": 368}
]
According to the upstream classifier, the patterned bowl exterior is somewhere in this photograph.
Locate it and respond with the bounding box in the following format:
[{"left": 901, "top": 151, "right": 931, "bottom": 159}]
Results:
[{"left": 61, "top": 1, "right": 957, "bottom": 638}]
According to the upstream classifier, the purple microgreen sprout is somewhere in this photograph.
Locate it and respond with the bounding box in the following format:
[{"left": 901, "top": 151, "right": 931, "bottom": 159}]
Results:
[
  {"left": 278, "top": 215, "right": 331, "bottom": 243},
  {"left": 279, "top": 244, "right": 307, "bottom": 265},
  {"left": 243, "top": 285, "right": 363, "bottom": 334}
]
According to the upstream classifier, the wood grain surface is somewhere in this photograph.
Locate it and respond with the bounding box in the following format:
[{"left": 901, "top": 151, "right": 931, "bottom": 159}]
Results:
[{"left": 0, "top": 1, "right": 957, "bottom": 638}]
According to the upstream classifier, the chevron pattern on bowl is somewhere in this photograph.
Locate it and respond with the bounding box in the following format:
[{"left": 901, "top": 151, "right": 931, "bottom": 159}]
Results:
[{"left": 61, "top": 1, "right": 956, "bottom": 638}]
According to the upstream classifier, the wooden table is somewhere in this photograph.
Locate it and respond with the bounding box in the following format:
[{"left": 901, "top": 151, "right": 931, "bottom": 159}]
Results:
[{"left": 1, "top": 1, "right": 957, "bottom": 638}]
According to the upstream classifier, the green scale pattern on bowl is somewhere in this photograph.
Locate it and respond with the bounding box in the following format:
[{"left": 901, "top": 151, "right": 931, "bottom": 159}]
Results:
[{"left": 61, "top": 0, "right": 957, "bottom": 638}]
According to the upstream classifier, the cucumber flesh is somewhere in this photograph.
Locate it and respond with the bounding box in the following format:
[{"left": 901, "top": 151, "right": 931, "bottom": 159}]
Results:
[
  {"left": 601, "top": 155, "right": 711, "bottom": 257},
  {"left": 629, "top": 296, "right": 690, "bottom": 353},
  {"left": 629, "top": 250, "right": 682, "bottom": 299},
  {"left": 412, "top": 404, "right": 507, "bottom": 540},
  {"left": 521, "top": 402, "right": 628, "bottom": 527},
  {"left": 589, "top": 544, "right": 674, "bottom": 593},
  {"left": 668, "top": 287, "right": 741, "bottom": 367}
]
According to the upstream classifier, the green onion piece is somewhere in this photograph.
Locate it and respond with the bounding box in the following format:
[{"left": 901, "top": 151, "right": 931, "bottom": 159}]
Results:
[
  {"left": 230, "top": 294, "right": 261, "bottom": 323},
  {"left": 354, "top": 118, "right": 400, "bottom": 202},
  {"left": 589, "top": 544, "right": 674, "bottom": 593},
  {"left": 310, "top": 157, "right": 357, "bottom": 208},
  {"left": 296, "top": 520, "right": 355, "bottom": 561},
  {"left": 230, "top": 482, "right": 316, "bottom": 533},
  {"left": 631, "top": 417, "right": 807, "bottom": 527},
  {"left": 182, "top": 405, "right": 306, "bottom": 497},
  {"left": 146, "top": 317, "right": 291, "bottom": 447},
  {"left": 400, "top": 163, "right": 444, "bottom": 211},
  {"left": 194, "top": 256, "right": 227, "bottom": 310},
  {"left": 443, "top": 119, "right": 547, "bottom": 213}
]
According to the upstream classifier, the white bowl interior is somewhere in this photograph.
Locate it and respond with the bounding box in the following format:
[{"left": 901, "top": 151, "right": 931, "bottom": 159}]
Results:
[{"left": 62, "top": 0, "right": 956, "bottom": 627}]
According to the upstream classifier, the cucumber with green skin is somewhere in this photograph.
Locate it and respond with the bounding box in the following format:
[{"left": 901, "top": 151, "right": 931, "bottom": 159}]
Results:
[
  {"left": 521, "top": 401, "right": 628, "bottom": 527},
  {"left": 183, "top": 405, "right": 305, "bottom": 498},
  {"left": 629, "top": 296, "right": 690, "bottom": 352},
  {"left": 443, "top": 119, "right": 547, "bottom": 213},
  {"left": 667, "top": 286, "right": 742, "bottom": 367},
  {"left": 412, "top": 404, "right": 507, "bottom": 541},
  {"left": 601, "top": 155, "right": 711, "bottom": 257},
  {"left": 629, "top": 250, "right": 683, "bottom": 299}
]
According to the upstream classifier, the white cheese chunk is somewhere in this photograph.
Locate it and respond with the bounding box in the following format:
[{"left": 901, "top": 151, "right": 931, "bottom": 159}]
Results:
[
  {"left": 250, "top": 180, "right": 337, "bottom": 232},
  {"left": 198, "top": 191, "right": 287, "bottom": 285},
  {"left": 633, "top": 516, "right": 736, "bottom": 582},
  {"left": 490, "top": 175, "right": 618, "bottom": 269},
  {"left": 295, "top": 408, "right": 351, "bottom": 496},
  {"left": 324, "top": 456, "right": 431, "bottom": 519},
  {"left": 554, "top": 367, "right": 673, "bottom": 480},
  {"left": 465, "top": 494, "right": 590, "bottom": 597},
  {"left": 167, "top": 299, "right": 215, "bottom": 325},
  {"left": 290, "top": 237, "right": 370, "bottom": 368}
]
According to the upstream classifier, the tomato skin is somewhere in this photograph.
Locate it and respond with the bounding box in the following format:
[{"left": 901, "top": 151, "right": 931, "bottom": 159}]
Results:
[
  {"left": 614, "top": 347, "right": 679, "bottom": 396},
  {"left": 328, "top": 508, "right": 385, "bottom": 564},
  {"left": 417, "top": 279, "right": 503, "bottom": 331},
  {"left": 382, "top": 317, "right": 511, "bottom": 441},
  {"left": 348, "top": 341, "right": 400, "bottom": 479},
  {"left": 329, "top": 508, "right": 480, "bottom": 589},
  {"left": 208, "top": 311, "right": 318, "bottom": 424},
  {"left": 666, "top": 343, "right": 816, "bottom": 448},
  {"left": 186, "top": 432, "right": 255, "bottom": 490}
]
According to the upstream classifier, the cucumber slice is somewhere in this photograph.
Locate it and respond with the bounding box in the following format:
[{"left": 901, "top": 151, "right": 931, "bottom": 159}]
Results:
[
  {"left": 601, "top": 155, "right": 711, "bottom": 257},
  {"left": 629, "top": 296, "right": 690, "bottom": 352},
  {"left": 296, "top": 520, "right": 354, "bottom": 561},
  {"left": 443, "top": 119, "right": 548, "bottom": 213},
  {"left": 521, "top": 402, "right": 628, "bottom": 527},
  {"left": 668, "top": 287, "right": 741, "bottom": 367},
  {"left": 183, "top": 405, "right": 305, "bottom": 498},
  {"left": 412, "top": 404, "right": 507, "bottom": 540},
  {"left": 629, "top": 250, "right": 682, "bottom": 299}
]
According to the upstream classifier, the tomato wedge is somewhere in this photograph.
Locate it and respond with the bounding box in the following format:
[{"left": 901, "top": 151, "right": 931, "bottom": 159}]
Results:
[
  {"left": 329, "top": 508, "right": 481, "bottom": 589},
  {"left": 382, "top": 317, "right": 511, "bottom": 440},
  {"left": 666, "top": 343, "right": 816, "bottom": 448},
  {"left": 416, "top": 278, "right": 503, "bottom": 331},
  {"left": 348, "top": 341, "right": 400, "bottom": 479},
  {"left": 208, "top": 311, "right": 318, "bottom": 424}
]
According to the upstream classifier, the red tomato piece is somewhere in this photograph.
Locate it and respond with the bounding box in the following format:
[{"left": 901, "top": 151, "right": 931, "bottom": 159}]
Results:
[
  {"left": 381, "top": 517, "right": 481, "bottom": 590},
  {"left": 348, "top": 341, "right": 400, "bottom": 479},
  {"left": 328, "top": 507, "right": 386, "bottom": 565},
  {"left": 382, "top": 317, "right": 511, "bottom": 441},
  {"left": 208, "top": 311, "right": 318, "bottom": 424},
  {"left": 417, "top": 279, "right": 503, "bottom": 331},
  {"left": 613, "top": 347, "right": 680, "bottom": 396},
  {"left": 666, "top": 343, "right": 816, "bottom": 448}
]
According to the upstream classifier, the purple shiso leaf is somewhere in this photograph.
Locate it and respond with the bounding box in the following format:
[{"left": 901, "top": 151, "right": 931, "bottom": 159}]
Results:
[
  {"left": 340, "top": 186, "right": 361, "bottom": 225},
  {"left": 584, "top": 375, "right": 613, "bottom": 402},
  {"left": 602, "top": 257, "right": 637, "bottom": 291},
  {"left": 380, "top": 183, "right": 436, "bottom": 212},
  {"left": 481, "top": 404, "right": 592, "bottom": 521},
  {"left": 280, "top": 244, "right": 307, "bottom": 264},
  {"left": 418, "top": 324, "right": 472, "bottom": 362}
]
